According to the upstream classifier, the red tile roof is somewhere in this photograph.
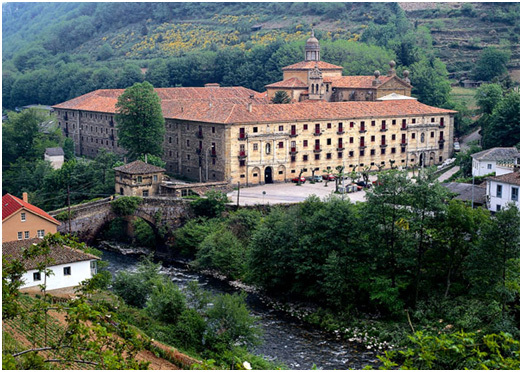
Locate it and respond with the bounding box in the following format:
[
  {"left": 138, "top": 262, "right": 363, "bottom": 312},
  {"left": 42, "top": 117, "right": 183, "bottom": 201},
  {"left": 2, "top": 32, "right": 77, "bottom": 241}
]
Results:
[
  {"left": 53, "top": 87, "right": 268, "bottom": 113},
  {"left": 114, "top": 160, "right": 165, "bottom": 174},
  {"left": 282, "top": 61, "right": 343, "bottom": 70},
  {"left": 3, "top": 238, "right": 99, "bottom": 270},
  {"left": 488, "top": 171, "right": 520, "bottom": 186},
  {"left": 324, "top": 75, "right": 412, "bottom": 89},
  {"left": 53, "top": 88, "right": 456, "bottom": 125},
  {"left": 2, "top": 194, "right": 60, "bottom": 225},
  {"left": 266, "top": 77, "right": 308, "bottom": 89}
]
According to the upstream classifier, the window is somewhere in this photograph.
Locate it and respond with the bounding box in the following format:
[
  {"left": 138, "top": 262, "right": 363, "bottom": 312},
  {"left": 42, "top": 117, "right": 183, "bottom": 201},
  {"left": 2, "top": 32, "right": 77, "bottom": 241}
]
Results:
[
  {"left": 412, "top": 133, "right": 416, "bottom": 139},
  {"left": 63, "top": 267, "right": 71, "bottom": 276},
  {"left": 21, "top": 212, "right": 26, "bottom": 222},
  {"left": 511, "top": 187, "right": 519, "bottom": 201},
  {"left": 431, "top": 117, "right": 435, "bottom": 122},
  {"left": 412, "top": 119, "right": 416, "bottom": 124},
  {"left": 360, "top": 150, "right": 365, "bottom": 156},
  {"left": 327, "top": 123, "right": 332, "bottom": 129},
  {"left": 278, "top": 142, "right": 284, "bottom": 149},
  {"left": 24, "top": 231, "right": 29, "bottom": 239},
  {"left": 290, "top": 156, "right": 296, "bottom": 163},
  {"left": 279, "top": 125, "right": 284, "bottom": 131},
  {"left": 421, "top": 133, "right": 425, "bottom": 143},
  {"left": 391, "top": 148, "right": 396, "bottom": 154},
  {"left": 253, "top": 127, "right": 258, "bottom": 133},
  {"left": 33, "top": 272, "right": 41, "bottom": 281},
  {"left": 239, "top": 159, "right": 246, "bottom": 166},
  {"left": 303, "top": 124, "right": 308, "bottom": 130},
  {"left": 392, "top": 120, "right": 396, "bottom": 125},
  {"left": 326, "top": 153, "right": 332, "bottom": 159},
  {"left": 381, "top": 148, "right": 385, "bottom": 155},
  {"left": 338, "top": 152, "right": 343, "bottom": 159},
  {"left": 303, "top": 140, "right": 308, "bottom": 147},
  {"left": 137, "top": 176, "right": 142, "bottom": 183},
  {"left": 153, "top": 175, "right": 158, "bottom": 182},
  {"left": 186, "top": 140, "right": 190, "bottom": 147},
  {"left": 212, "top": 127, "right": 216, "bottom": 133},
  {"left": 496, "top": 204, "right": 501, "bottom": 212},
  {"left": 349, "top": 137, "right": 354, "bottom": 144},
  {"left": 371, "top": 135, "right": 375, "bottom": 142},
  {"left": 392, "top": 134, "right": 396, "bottom": 140},
  {"left": 187, "top": 154, "right": 191, "bottom": 160},
  {"left": 487, "top": 164, "right": 492, "bottom": 170},
  {"left": 303, "top": 155, "right": 308, "bottom": 161},
  {"left": 143, "top": 190, "right": 149, "bottom": 197},
  {"left": 327, "top": 138, "right": 332, "bottom": 145},
  {"left": 401, "top": 147, "right": 406, "bottom": 153},
  {"left": 253, "top": 143, "right": 258, "bottom": 151},
  {"left": 169, "top": 137, "right": 172, "bottom": 143},
  {"left": 37, "top": 230, "right": 44, "bottom": 238},
  {"left": 350, "top": 122, "right": 354, "bottom": 128},
  {"left": 371, "top": 120, "right": 376, "bottom": 126},
  {"left": 18, "top": 232, "right": 22, "bottom": 240},
  {"left": 431, "top": 132, "right": 434, "bottom": 138},
  {"left": 315, "top": 154, "right": 320, "bottom": 160},
  {"left": 265, "top": 143, "right": 271, "bottom": 154},
  {"left": 349, "top": 151, "right": 354, "bottom": 157},
  {"left": 91, "top": 261, "right": 97, "bottom": 275},
  {"left": 370, "top": 149, "right": 375, "bottom": 156},
  {"left": 496, "top": 184, "right": 502, "bottom": 198}
]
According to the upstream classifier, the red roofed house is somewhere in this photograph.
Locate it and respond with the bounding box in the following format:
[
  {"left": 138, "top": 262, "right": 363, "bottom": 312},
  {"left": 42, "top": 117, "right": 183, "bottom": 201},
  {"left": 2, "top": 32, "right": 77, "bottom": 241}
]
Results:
[
  {"left": 52, "top": 32, "right": 455, "bottom": 186},
  {"left": 2, "top": 193, "right": 61, "bottom": 243}
]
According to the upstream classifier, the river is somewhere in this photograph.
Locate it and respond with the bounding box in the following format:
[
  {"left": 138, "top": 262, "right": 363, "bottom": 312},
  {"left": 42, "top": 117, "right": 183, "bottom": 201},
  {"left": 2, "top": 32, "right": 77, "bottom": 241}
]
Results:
[{"left": 100, "top": 248, "right": 380, "bottom": 370}]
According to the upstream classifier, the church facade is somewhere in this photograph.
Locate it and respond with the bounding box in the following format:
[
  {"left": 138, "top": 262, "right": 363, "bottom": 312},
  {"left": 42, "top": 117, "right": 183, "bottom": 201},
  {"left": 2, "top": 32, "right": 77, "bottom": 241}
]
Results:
[{"left": 53, "top": 33, "right": 455, "bottom": 186}]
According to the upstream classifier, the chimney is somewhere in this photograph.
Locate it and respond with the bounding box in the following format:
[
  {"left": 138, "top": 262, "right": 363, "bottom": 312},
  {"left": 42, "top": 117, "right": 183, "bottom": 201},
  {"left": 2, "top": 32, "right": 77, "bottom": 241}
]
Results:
[
  {"left": 22, "top": 192, "right": 28, "bottom": 203},
  {"left": 145, "top": 154, "right": 148, "bottom": 163},
  {"left": 247, "top": 102, "right": 252, "bottom": 113}
]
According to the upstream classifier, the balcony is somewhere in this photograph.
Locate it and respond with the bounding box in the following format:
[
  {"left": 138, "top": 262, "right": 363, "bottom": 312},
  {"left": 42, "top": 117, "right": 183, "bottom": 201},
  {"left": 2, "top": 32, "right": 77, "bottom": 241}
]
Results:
[
  {"left": 438, "top": 139, "right": 445, "bottom": 144},
  {"left": 313, "top": 131, "right": 322, "bottom": 136},
  {"left": 380, "top": 127, "right": 387, "bottom": 132},
  {"left": 359, "top": 129, "right": 367, "bottom": 133},
  {"left": 211, "top": 150, "right": 217, "bottom": 157},
  {"left": 336, "top": 147, "right": 344, "bottom": 151},
  {"left": 289, "top": 147, "right": 298, "bottom": 155},
  {"left": 289, "top": 131, "right": 298, "bottom": 138},
  {"left": 400, "top": 142, "right": 407, "bottom": 147},
  {"left": 380, "top": 143, "right": 387, "bottom": 148},
  {"left": 336, "top": 130, "right": 345, "bottom": 135},
  {"left": 400, "top": 125, "right": 407, "bottom": 131},
  {"left": 313, "top": 146, "right": 322, "bottom": 153},
  {"left": 238, "top": 151, "right": 247, "bottom": 159},
  {"left": 238, "top": 133, "right": 246, "bottom": 141},
  {"left": 196, "top": 131, "right": 204, "bottom": 139}
]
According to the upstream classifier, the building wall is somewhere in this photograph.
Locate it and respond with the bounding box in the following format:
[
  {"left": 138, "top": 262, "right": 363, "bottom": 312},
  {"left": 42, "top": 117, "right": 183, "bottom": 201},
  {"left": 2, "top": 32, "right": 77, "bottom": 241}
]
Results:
[
  {"left": 44, "top": 154, "right": 64, "bottom": 170},
  {"left": 227, "top": 113, "right": 454, "bottom": 185},
  {"left": 115, "top": 171, "right": 164, "bottom": 196},
  {"left": 472, "top": 159, "right": 497, "bottom": 177},
  {"left": 2, "top": 210, "right": 59, "bottom": 243},
  {"left": 163, "top": 119, "right": 227, "bottom": 182},
  {"left": 21, "top": 260, "right": 96, "bottom": 291},
  {"left": 266, "top": 87, "right": 305, "bottom": 102},
  {"left": 487, "top": 180, "right": 520, "bottom": 212}
]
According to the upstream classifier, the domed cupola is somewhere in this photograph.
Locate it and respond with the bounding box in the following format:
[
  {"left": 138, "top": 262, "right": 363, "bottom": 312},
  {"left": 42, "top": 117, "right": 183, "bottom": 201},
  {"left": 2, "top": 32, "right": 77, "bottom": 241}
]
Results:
[{"left": 305, "top": 29, "right": 320, "bottom": 62}]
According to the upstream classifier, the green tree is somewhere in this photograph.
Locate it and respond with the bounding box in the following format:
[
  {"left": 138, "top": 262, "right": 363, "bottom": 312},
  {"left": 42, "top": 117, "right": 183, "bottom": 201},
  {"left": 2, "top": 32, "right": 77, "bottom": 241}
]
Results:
[
  {"left": 482, "top": 91, "right": 520, "bottom": 149},
  {"left": 96, "top": 43, "right": 114, "bottom": 61},
  {"left": 271, "top": 90, "right": 291, "bottom": 104},
  {"left": 115, "top": 81, "right": 165, "bottom": 159},
  {"left": 145, "top": 277, "right": 186, "bottom": 323},
  {"left": 191, "top": 190, "right": 229, "bottom": 219},
  {"left": 473, "top": 47, "right": 510, "bottom": 81},
  {"left": 475, "top": 83, "right": 503, "bottom": 115},
  {"left": 409, "top": 56, "right": 451, "bottom": 107}
]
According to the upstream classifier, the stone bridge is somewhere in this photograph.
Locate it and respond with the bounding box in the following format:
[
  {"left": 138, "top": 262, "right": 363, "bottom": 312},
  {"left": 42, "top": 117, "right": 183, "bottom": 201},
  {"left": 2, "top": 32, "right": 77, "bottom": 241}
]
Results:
[{"left": 49, "top": 196, "right": 193, "bottom": 243}]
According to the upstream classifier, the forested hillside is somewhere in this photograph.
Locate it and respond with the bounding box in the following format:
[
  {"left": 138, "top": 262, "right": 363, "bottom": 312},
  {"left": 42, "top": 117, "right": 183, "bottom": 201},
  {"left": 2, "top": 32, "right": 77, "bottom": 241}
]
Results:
[{"left": 2, "top": 2, "right": 519, "bottom": 110}]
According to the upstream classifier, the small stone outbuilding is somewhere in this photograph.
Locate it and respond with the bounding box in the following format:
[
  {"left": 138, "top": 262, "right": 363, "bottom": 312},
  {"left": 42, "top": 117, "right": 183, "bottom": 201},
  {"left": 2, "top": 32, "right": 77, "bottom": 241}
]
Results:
[
  {"left": 44, "top": 147, "right": 65, "bottom": 169},
  {"left": 114, "top": 160, "right": 165, "bottom": 197}
]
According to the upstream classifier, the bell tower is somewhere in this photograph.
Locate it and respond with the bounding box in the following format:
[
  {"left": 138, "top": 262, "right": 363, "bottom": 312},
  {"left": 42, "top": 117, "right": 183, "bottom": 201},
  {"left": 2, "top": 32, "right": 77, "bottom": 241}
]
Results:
[{"left": 305, "top": 30, "right": 320, "bottom": 62}]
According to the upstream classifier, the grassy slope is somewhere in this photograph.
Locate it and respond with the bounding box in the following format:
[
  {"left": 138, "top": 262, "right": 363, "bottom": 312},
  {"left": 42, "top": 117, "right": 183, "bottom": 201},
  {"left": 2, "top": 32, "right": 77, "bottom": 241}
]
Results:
[{"left": 2, "top": 2, "right": 519, "bottom": 79}]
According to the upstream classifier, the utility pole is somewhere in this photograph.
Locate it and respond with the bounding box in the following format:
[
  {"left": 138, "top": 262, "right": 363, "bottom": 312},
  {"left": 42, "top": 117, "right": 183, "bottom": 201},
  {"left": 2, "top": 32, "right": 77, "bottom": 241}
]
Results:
[
  {"left": 471, "top": 174, "right": 475, "bottom": 209},
  {"left": 67, "top": 184, "right": 72, "bottom": 234},
  {"left": 237, "top": 181, "right": 240, "bottom": 207}
]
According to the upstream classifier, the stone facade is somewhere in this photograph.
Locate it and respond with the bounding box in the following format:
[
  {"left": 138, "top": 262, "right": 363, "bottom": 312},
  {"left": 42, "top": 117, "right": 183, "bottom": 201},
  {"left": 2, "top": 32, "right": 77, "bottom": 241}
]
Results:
[{"left": 114, "top": 160, "right": 165, "bottom": 196}]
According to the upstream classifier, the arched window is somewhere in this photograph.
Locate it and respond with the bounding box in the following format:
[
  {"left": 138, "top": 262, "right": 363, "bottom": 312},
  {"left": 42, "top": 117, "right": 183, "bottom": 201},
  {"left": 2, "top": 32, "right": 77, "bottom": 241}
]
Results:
[
  {"left": 421, "top": 133, "right": 425, "bottom": 143},
  {"left": 265, "top": 143, "right": 271, "bottom": 154}
]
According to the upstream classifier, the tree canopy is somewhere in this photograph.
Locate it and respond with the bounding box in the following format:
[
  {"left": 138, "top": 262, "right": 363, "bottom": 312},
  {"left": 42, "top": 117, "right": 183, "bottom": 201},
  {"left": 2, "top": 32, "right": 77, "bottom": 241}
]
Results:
[{"left": 115, "top": 81, "right": 165, "bottom": 159}]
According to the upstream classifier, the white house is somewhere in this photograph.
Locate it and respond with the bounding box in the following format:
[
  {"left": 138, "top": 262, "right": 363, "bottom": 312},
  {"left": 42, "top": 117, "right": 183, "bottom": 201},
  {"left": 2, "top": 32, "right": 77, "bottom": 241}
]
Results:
[
  {"left": 44, "top": 147, "right": 65, "bottom": 170},
  {"left": 486, "top": 171, "right": 520, "bottom": 212},
  {"left": 3, "top": 238, "right": 99, "bottom": 291},
  {"left": 471, "top": 147, "right": 519, "bottom": 177}
]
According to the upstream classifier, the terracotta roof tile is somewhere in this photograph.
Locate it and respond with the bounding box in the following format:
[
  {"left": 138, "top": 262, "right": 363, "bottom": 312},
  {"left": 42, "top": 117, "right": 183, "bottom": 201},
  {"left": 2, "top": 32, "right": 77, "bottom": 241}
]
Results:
[
  {"left": 265, "top": 77, "right": 308, "bottom": 89},
  {"left": 2, "top": 194, "right": 60, "bottom": 225},
  {"left": 282, "top": 61, "right": 343, "bottom": 70},
  {"left": 471, "top": 147, "right": 520, "bottom": 161},
  {"left": 3, "top": 238, "right": 99, "bottom": 270},
  {"left": 52, "top": 87, "right": 268, "bottom": 114},
  {"left": 113, "top": 160, "right": 165, "bottom": 174},
  {"left": 488, "top": 171, "right": 520, "bottom": 186},
  {"left": 324, "top": 75, "right": 401, "bottom": 89}
]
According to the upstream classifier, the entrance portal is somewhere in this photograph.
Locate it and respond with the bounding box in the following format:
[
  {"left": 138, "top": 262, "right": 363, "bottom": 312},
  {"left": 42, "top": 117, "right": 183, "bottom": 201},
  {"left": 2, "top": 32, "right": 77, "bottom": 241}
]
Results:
[
  {"left": 419, "top": 153, "right": 424, "bottom": 167},
  {"left": 264, "top": 167, "right": 273, "bottom": 184}
]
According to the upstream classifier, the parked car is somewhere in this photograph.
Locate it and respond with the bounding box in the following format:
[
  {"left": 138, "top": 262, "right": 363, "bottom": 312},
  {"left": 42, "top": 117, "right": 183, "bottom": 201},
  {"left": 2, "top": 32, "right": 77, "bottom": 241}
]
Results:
[
  {"left": 308, "top": 175, "right": 323, "bottom": 182},
  {"left": 356, "top": 181, "right": 371, "bottom": 188},
  {"left": 291, "top": 176, "right": 306, "bottom": 183},
  {"left": 454, "top": 142, "right": 461, "bottom": 152},
  {"left": 322, "top": 174, "right": 337, "bottom": 181}
]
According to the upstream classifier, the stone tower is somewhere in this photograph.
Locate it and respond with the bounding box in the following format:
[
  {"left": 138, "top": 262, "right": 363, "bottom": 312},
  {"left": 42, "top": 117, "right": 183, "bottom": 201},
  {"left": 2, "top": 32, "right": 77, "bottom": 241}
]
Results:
[{"left": 305, "top": 29, "right": 320, "bottom": 62}]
